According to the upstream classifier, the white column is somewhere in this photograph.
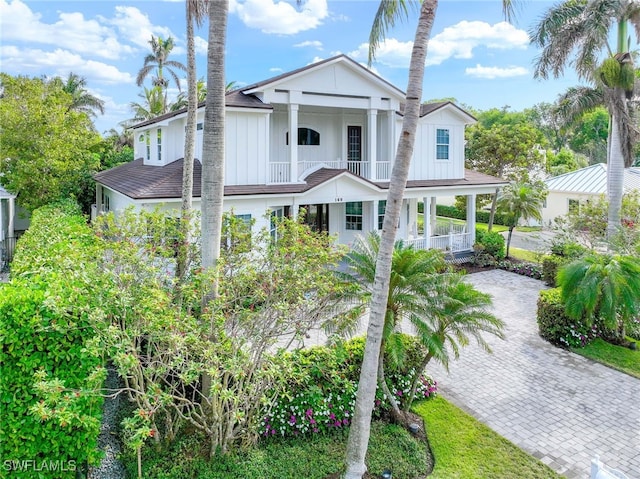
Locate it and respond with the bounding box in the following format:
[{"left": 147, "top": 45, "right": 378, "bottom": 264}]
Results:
[
  {"left": 466, "top": 194, "right": 476, "bottom": 249},
  {"left": 423, "top": 197, "right": 430, "bottom": 248},
  {"left": 388, "top": 111, "right": 395, "bottom": 168},
  {"left": 368, "top": 108, "right": 377, "bottom": 180},
  {"left": 289, "top": 103, "right": 299, "bottom": 182},
  {"left": 430, "top": 196, "right": 437, "bottom": 229},
  {"left": 8, "top": 197, "right": 14, "bottom": 238}
]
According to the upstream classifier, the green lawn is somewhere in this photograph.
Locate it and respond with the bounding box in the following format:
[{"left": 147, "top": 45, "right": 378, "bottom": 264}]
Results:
[
  {"left": 508, "top": 247, "right": 542, "bottom": 263},
  {"left": 414, "top": 397, "right": 563, "bottom": 479},
  {"left": 573, "top": 338, "right": 640, "bottom": 379}
]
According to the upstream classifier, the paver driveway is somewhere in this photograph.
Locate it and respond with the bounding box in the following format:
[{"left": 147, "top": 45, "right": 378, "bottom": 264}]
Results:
[{"left": 428, "top": 269, "right": 640, "bottom": 479}]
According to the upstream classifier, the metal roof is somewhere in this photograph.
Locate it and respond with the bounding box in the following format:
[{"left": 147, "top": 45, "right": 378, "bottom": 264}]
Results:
[{"left": 545, "top": 164, "right": 640, "bottom": 194}]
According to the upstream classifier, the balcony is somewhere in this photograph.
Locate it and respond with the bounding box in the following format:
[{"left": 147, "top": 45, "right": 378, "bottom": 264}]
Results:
[{"left": 268, "top": 159, "right": 391, "bottom": 183}]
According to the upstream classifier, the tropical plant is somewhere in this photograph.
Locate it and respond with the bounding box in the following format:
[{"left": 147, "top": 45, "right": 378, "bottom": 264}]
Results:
[
  {"left": 340, "top": 233, "right": 446, "bottom": 420},
  {"left": 49, "top": 72, "right": 105, "bottom": 118},
  {"left": 530, "top": 0, "right": 640, "bottom": 239},
  {"left": 136, "top": 35, "right": 186, "bottom": 91},
  {"left": 497, "top": 181, "right": 546, "bottom": 258},
  {"left": 557, "top": 253, "right": 640, "bottom": 343},
  {"left": 344, "top": 1, "right": 516, "bottom": 476},
  {"left": 171, "top": 78, "right": 207, "bottom": 111},
  {"left": 403, "top": 274, "right": 503, "bottom": 411},
  {"left": 129, "top": 86, "right": 168, "bottom": 121}
]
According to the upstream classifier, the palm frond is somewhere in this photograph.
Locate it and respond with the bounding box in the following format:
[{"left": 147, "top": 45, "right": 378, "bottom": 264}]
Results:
[{"left": 368, "top": 0, "right": 417, "bottom": 65}]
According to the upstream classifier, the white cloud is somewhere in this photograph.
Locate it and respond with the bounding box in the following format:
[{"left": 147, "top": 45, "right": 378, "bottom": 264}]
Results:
[
  {"left": 427, "top": 21, "right": 528, "bottom": 66},
  {"left": 465, "top": 64, "right": 528, "bottom": 79},
  {"left": 105, "top": 6, "right": 176, "bottom": 50},
  {"left": 194, "top": 36, "right": 208, "bottom": 55},
  {"left": 0, "top": 0, "right": 133, "bottom": 60},
  {"left": 309, "top": 56, "right": 324, "bottom": 65},
  {"left": 269, "top": 67, "right": 284, "bottom": 73},
  {"left": 230, "top": 0, "right": 328, "bottom": 34},
  {"left": 294, "top": 40, "right": 323, "bottom": 50},
  {"left": 0, "top": 45, "right": 134, "bottom": 84},
  {"left": 350, "top": 21, "right": 529, "bottom": 69}
]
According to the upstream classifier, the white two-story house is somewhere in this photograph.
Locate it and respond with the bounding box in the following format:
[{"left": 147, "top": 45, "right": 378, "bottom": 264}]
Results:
[{"left": 94, "top": 55, "right": 506, "bottom": 254}]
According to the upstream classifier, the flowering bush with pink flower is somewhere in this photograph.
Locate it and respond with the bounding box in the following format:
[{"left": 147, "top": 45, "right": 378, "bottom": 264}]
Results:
[{"left": 259, "top": 335, "right": 437, "bottom": 439}]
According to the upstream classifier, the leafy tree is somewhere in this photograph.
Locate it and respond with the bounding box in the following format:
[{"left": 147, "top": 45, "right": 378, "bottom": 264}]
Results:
[
  {"left": 497, "top": 181, "right": 546, "bottom": 258},
  {"left": 465, "top": 111, "right": 546, "bottom": 228},
  {"left": 567, "top": 107, "right": 609, "bottom": 165},
  {"left": 523, "top": 102, "right": 567, "bottom": 151},
  {"left": 0, "top": 74, "right": 101, "bottom": 212},
  {"left": 546, "top": 148, "right": 586, "bottom": 177},
  {"left": 340, "top": 233, "right": 447, "bottom": 420},
  {"left": 530, "top": 0, "right": 640, "bottom": 239},
  {"left": 558, "top": 253, "right": 640, "bottom": 342},
  {"left": 49, "top": 72, "right": 105, "bottom": 118}
]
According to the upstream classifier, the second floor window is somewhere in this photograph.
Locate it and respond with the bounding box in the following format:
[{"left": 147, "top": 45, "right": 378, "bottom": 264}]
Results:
[
  {"left": 286, "top": 127, "right": 320, "bottom": 146},
  {"left": 436, "top": 128, "right": 449, "bottom": 160},
  {"left": 145, "top": 131, "right": 150, "bottom": 161},
  {"left": 157, "top": 128, "right": 162, "bottom": 162},
  {"left": 346, "top": 202, "right": 363, "bottom": 231}
]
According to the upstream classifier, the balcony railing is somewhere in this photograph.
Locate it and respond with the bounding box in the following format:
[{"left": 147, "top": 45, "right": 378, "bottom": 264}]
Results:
[
  {"left": 269, "top": 159, "right": 389, "bottom": 183},
  {"left": 376, "top": 161, "right": 390, "bottom": 180},
  {"left": 269, "top": 162, "right": 291, "bottom": 184},
  {"left": 347, "top": 161, "right": 370, "bottom": 178}
]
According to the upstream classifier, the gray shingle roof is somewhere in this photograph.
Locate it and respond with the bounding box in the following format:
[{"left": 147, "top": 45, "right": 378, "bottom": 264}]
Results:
[{"left": 545, "top": 164, "right": 640, "bottom": 194}]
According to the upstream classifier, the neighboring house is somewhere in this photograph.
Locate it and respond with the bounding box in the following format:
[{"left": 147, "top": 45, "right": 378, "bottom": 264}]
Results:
[
  {"left": 0, "top": 185, "right": 15, "bottom": 269},
  {"left": 542, "top": 163, "right": 640, "bottom": 225},
  {"left": 95, "top": 55, "right": 506, "bottom": 254}
]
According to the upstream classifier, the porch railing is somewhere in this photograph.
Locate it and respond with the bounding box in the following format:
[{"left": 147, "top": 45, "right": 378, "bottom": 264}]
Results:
[
  {"left": 0, "top": 237, "right": 17, "bottom": 272},
  {"left": 405, "top": 232, "right": 473, "bottom": 254}
]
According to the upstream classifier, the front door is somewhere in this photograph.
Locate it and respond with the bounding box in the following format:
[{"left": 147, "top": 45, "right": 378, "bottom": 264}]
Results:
[
  {"left": 299, "top": 204, "right": 329, "bottom": 233},
  {"left": 347, "top": 126, "right": 362, "bottom": 176}
]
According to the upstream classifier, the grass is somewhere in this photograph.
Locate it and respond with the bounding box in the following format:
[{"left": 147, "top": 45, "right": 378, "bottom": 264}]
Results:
[
  {"left": 124, "top": 421, "right": 430, "bottom": 479},
  {"left": 572, "top": 337, "right": 640, "bottom": 379},
  {"left": 475, "top": 222, "right": 508, "bottom": 233},
  {"left": 414, "top": 397, "right": 563, "bottom": 479},
  {"left": 508, "top": 247, "right": 542, "bottom": 263}
]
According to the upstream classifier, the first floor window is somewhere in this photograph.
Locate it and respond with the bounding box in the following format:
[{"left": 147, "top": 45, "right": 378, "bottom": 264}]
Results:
[
  {"left": 270, "top": 206, "right": 291, "bottom": 240},
  {"left": 222, "top": 213, "right": 252, "bottom": 252},
  {"left": 378, "top": 200, "right": 386, "bottom": 230},
  {"left": 346, "top": 202, "right": 363, "bottom": 231}
]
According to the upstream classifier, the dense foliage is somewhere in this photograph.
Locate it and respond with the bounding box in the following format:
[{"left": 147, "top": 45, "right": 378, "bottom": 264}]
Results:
[
  {"left": 0, "top": 202, "right": 106, "bottom": 478},
  {"left": 536, "top": 288, "right": 600, "bottom": 348},
  {"left": 0, "top": 74, "right": 102, "bottom": 212},
  {"left": 436, "top": 204, "right": 510, "bottom": 226},
  {"left": 474, "top": 229, "right": 506, "bottom": 263}
]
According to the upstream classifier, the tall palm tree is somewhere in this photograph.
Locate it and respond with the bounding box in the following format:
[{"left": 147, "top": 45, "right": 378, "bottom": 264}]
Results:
[
  {"left": 341, "top": 233, "right": 447, "bottom": 420},
  {"left": 557, "top": 253, "right": 640, "bottom": 341},
  {"left": 129, "top": 86, "right": 167, "bottom": 121},
  {"left": 344, "top": 1, "right": 516, "bottom": 476},
  {"left": 177, "top": 0, "right": 208, "bottom": 282},
  {"left": 201, "top": 0, "right": 227, "bottom": 325},
  {"left": 403, "top": 274, "right": 503, "bottom": 411},
  {"left": 497, "top": 181, "right": 546, "bottom": 258},
  {"left": 136, "top": 35, "right": 186, "bottom": 90},
  {"left": 530, "top": 0, "right": 640, "bottom": 239},
  {"left": 50, "top": 72, "right": 105, "bottom": 117}
]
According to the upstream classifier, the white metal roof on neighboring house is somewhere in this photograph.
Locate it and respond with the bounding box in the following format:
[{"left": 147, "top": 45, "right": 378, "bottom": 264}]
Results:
[
  {"left": 0, "top": 185, "right": 14, "bottom": 200},
  {"left": 545, "top": 163, "right": 640, "bottom": 195}
]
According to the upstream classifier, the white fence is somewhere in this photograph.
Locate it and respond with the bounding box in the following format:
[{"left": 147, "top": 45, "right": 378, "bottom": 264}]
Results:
[
  {"left": 405, "top": 232, "right": 473, "bottom": 254},
  {"left": 591, "top": 456, "right": 630, "bottom": 479}
]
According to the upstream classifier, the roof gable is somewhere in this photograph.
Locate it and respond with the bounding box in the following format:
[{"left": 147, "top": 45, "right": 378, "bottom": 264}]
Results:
[{"left": 243, "top": 55, "right": 405, "bottom": 104}]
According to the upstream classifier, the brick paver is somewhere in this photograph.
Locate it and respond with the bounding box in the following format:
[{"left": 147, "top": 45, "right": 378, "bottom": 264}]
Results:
[{"left": 428, "top": 269, "right": 640, "bottom": 479}]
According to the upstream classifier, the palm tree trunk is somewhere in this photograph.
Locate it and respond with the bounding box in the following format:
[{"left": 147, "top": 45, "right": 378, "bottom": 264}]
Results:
[
  {"left": 177, "top": 4, "right": 198, "bottom": 281},
  {"left": 376, "top": 340, "right": 403, "bottom": 422},
  {"left": 403, "top": 351, "right": 433, "bottom": 412},
  {"left": 201, "top": 0, "right": 228, "bottom": 398},
  {"left": 506, "top": 226, "right": 514, "bottom": 258},
  {"left": 344, "top": 2, "right": 438, "bottom": 477},
  {"left": 607, "top": 94, "right": 624, "bottom": 240}
]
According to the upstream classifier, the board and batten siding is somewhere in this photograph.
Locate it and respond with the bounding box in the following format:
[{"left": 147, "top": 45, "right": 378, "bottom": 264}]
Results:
[{"left": 225, "top": 110, "right": 271, "bottom": 185}]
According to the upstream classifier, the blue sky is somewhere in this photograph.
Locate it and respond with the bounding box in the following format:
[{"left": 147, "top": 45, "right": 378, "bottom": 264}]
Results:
[{"left": 1, "top": 0, "right": 584, "bottom": 134}]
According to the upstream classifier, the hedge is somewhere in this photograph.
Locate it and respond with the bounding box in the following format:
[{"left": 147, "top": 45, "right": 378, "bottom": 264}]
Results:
[
  {"left": 436, "top": 204, "right": 510, "bottom": 226},
  {"left": 541, "top": 255, "right": 567, "bottom": 287},
  {"left": 0, "top": 202, "right": 105, "bottom": 478},
  {"left": 536, "top": 288, "right": 599, "bottom": 348}
]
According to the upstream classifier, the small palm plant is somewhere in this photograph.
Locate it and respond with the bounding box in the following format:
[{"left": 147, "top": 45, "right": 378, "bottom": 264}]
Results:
[
  {"left": 557, "top": 253, "right": 640, "bottom": 344},
  {"left": 497, "top": 181, "right": 546, "bottom": 258}
]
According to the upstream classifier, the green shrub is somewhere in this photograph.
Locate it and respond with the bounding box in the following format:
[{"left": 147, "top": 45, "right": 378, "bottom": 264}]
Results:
[
  {"left": 541, "top": 255, "right": 567, "bottom": 287},
  {"left": 549, "top": 239, "right": 586, "bottom": 259},
  {"left": 0, "top": 203, "right": 105, "bottom": 478},
  {"left": 436, "top": 204, "right": 510, "bottom": 226},
  {"left": 262, "top": 335, "right": 437, "bottom": 438},
  {"left": 475, "top": 229, "right": 505, "bottom": 260},
  {"left": 536, "top": 288, "right": 599, "bottom": 348}
]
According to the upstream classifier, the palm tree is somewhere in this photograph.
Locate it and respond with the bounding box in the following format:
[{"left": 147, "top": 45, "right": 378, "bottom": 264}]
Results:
[
  {"left": 136, "top": 35, "right": 186, "bottom": 90},
  {"left": 171, "top": 78, "right": 207, "bottom": 111},
  {"left": 50, "top": 72, "right": 105, "bottom": 117},
  {"left": 557, "top": 253, "right": 640, "bottom": 342},
  {"left": 530, "top": 0, "right": 640, "bottom": 240},
  {"left": 496, "top": 181, "right": 546, "bottom": 258},
  {"left": 344, "top": 1, "right": 516, "bottom": 476},
  {"left": 403, "top": 274, "right": 503, "bottom": 411},
  {"left": 341, "top": 233, "right": 447, "bottom": 420},
  {"left": 129, "top": 86, "right": 167, "bottom": 121},
  {"left": 177, "top": 0, "right": 208, "bottom": 282}
]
